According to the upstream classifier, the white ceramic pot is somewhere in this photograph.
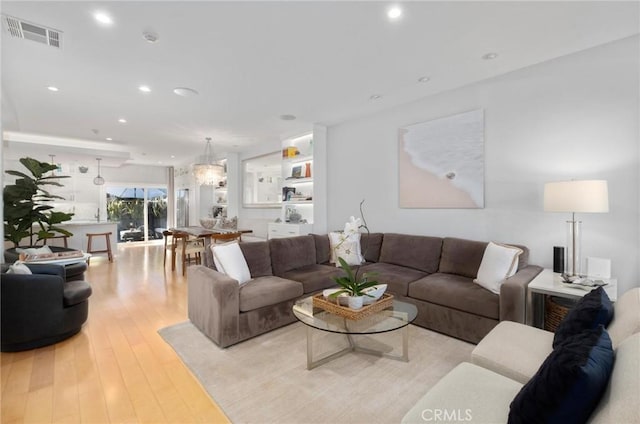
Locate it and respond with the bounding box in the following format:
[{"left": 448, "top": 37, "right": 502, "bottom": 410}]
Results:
[
  {"left": 348, "top": 295, "right": 364, "bottom": 310},
  {"left": 362, "top": 284, "right": 388, "bottom": 305}
]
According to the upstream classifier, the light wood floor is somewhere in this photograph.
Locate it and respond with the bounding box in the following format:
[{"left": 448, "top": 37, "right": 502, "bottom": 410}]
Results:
[{"left": 1, "top": 243, "right": 230, "bottom": 423}]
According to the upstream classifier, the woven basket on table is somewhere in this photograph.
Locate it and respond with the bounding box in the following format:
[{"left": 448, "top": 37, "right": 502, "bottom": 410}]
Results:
[{"left": 544, "top": 295, "right": 577, "bottom": 332}]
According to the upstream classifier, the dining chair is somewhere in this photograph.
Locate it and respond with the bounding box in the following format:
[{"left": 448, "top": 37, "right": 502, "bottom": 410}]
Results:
[
  {"left": 163, "top": 230, "right": 177, "bottom": 269},
  {"left": 173, "top": 233, "right": 206, "bottom": 276},
  {"left": 211, "top": 232, "right": 243, "bottom": 244}
]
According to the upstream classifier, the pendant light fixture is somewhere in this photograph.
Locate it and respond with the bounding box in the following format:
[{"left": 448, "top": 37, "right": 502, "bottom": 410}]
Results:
[
  {"left": 193, "top": 137, "right": 224, "bottom": 186},
  {"left": 93, "top": 158, "right": 105, "bottom": 185}
]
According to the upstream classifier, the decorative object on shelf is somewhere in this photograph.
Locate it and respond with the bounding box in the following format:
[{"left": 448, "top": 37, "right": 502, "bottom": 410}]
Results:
[
  {"left": 93, "top": 158, "right": 105, "bottom": 185},
  {"left": 78, "top": 166, "right": 89, "bottom": 174},
  {"left": 193, "top": 137, "right": 225, "bottom": 186},
  {"left": 304, "top": 162, "right": 311, "bottom": 178},
  {"left": 288, "top": 208, "right": 301, "bottom": 223},
  {"left": 282, "top": 146, "right": 300, "bottom": 158},
  {"left": 282, "top": 186, "right": 295, "bottom": 202},
  {"left": 544, "top": 180, "right": 609, "bottom": 276},
  {"left": 291, "top": 166, "right": 302, "bottom": 178},
  {"left": 3, "top": 157, "right": 74, "bottom": 247}
]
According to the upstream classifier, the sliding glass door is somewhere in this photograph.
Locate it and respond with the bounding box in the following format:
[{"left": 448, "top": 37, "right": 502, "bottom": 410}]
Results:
[{"left": 106, "top": 187, "right": 168, "bottom": 242}]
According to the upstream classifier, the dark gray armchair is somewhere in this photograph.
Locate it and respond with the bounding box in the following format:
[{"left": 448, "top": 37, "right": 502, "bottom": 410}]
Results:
[{"left": 1, "top": 263, "right": 92, "bottom": 352}]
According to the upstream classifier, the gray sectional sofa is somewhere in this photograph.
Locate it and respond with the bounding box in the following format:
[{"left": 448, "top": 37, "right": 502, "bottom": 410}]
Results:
[{"left": 188, "top": 233, "right": 542, "bottom": 348}]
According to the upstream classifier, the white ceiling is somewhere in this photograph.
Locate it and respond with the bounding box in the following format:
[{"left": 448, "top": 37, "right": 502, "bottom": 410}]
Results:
[{"left": 2, "top": 1, "right": 638, "bottom": 168}]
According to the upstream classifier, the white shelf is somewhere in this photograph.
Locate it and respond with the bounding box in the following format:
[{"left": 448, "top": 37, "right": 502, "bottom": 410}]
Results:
[
  {"left": 284, "top": 155, "right": 313, "bottom": 164},
  {"left": 285, "top": 177, "right": 313, "bottom": 184},
  {"left": 283, "top": 200, "right": 313, "bottom": 205}
]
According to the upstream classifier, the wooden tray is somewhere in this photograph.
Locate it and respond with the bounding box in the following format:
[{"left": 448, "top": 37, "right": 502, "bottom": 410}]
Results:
[{"left": 312, "top": 293, "right": 394, "bottom": 320}]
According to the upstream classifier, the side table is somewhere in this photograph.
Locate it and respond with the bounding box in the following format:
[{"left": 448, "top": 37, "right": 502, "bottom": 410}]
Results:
[{"left": 526, "top": 269, "right": 617, "bottom": 328}]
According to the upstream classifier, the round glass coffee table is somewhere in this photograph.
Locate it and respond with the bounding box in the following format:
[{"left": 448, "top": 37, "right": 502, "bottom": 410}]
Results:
[{"left": 292, "top": 296, "right": 418, "bottom": 370}]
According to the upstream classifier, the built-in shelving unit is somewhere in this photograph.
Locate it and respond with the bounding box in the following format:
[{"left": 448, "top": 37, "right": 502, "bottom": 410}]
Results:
[{"left": 268, "top": 132, "right": 314, "bottom": 239}]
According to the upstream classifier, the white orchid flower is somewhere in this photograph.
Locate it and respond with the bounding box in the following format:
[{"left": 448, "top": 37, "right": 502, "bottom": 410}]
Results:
[{"left": 344, "top": 216, "right": 362, "bottom": 235}]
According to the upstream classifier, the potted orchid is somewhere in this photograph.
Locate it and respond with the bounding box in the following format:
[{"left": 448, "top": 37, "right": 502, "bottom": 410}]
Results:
[{"left": 329, "top": 200, "right": 380, "bottom": 309}]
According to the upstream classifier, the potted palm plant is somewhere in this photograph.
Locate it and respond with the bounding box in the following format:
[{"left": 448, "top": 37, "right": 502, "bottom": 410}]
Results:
[{"left": 3, "top": 157, "right": 74, "bottom": 249}]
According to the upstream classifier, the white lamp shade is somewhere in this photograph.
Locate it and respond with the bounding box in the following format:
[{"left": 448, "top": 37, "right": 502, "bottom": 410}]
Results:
[
  {"left": 193, "top": 163, "right": 224, "bottom": 186},
  {"left": 544, "top": 180, "right": 609, "bottom": 213}
]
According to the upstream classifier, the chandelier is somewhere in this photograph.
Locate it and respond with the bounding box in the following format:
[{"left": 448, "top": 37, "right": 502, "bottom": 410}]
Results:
[
  {"left": 193, "top": 137, "right": 224, "bottom": 186},
  {"left": 93, "top": 158, "right": 105, "bottom": 185}
]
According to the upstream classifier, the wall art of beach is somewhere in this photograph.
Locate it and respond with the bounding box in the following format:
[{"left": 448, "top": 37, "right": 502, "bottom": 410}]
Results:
[{"left": 399, "top": 109, "right": 484, "bottom": 208}]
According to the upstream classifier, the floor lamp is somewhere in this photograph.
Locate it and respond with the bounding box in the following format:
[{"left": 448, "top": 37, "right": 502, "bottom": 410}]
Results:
[{"left": 543, "top": 180, "right": 609, "bottom": 276}]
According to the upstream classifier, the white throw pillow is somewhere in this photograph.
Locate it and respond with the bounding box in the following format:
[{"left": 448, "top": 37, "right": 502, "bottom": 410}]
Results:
[
  {"left": 329, "top": 232, "right": 363, "bottom": 266},
  {"left": 211, "top": 242, "right": 251, "bottom": 285},
  {"left": 6, "top": 262, "right": 32, "bottom": 274},
  {"left": 16, "top": 246, "right": 52, "bottom": 256},
  {"left": 474, "top": 242, "right": 523, "bottom": 295}
]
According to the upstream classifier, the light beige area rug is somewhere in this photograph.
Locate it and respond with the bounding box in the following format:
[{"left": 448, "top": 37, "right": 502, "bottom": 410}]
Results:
[{"left": 159, "top": 321, "right": 473, "bottom": 424}]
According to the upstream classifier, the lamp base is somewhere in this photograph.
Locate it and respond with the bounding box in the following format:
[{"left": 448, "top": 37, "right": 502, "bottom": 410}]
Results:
[{"left": 566, "top": 219, "right": 582, "bottom": 276}]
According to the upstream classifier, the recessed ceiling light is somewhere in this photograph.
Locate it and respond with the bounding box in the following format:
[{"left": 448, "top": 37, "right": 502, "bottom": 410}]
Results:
[
  {"left": 118, "top": 118, "right": 127, "bottom": 123},
  {"left": 418, "top": 76, "right": 431, "bottom": 83},
  {"left": 158, "top": 161, "right": 163, "bottom": 164},
  {"left": 138, "top": 85, "right": 151, "bottom": 93},
  {"left": 387, "top": 6, "right": 403, "bottom": 20},
  {"left": 173, "top": 87, "right": 199, "bottom": 97},
  {"left": 369, "top": 94, "right": 382, "bottom": 101},
  {"left": 105, "top": 137, "right": 113, "bottom": 141},
  {"left": 93, "top": 12, "right": 113, "bottom": 25},
  {"left": 482, "top": 52, "right": 498, "bottom": 60},
  {"left": 280, "top": 114, "right": 297, "bottom": 121},
  {"left": 142, "top": 30, "right": 159, "bottom": 43},
  {"left": 171, "top": 155, "right": 175, "bottom": 159},
  {"left": 47, "top": 86, "right": 59, "bottom": 92}
]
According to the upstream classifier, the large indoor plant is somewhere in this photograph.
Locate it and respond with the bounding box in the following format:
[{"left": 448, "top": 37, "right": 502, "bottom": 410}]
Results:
[{"left": 3, "top": 157, "right": 74, "bottom": 248}]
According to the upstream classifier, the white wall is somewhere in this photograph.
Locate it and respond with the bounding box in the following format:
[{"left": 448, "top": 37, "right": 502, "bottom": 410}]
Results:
[{"left": 326, "top": 36, "right": 639, "bottom": 294}]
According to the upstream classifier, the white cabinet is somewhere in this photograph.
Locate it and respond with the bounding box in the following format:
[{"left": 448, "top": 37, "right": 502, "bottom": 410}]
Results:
[
  {"left": 281, "top": 133, "right": 314, "bottom": 224},
  {"left": 268, "top": 223, "right": 313, "bottom": 239}
]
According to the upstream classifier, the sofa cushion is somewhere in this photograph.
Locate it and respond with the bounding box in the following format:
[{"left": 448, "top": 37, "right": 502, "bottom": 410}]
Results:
[
  {"left": 401, "top": 362, "right": 522, "bottom": 424},
  {"left": 239, "top": 241, "right": 273, "bottom": 277},
  {"left": 311, "top": 234, "right": 331, "bottom": 264},
  {"left": 358, "top": 262, "right": 427, "bottom": 297},
  {"left": 239, "top": 276, "right": 303, "bottom": 312},
  {"left": 269, "top": 235, "right": 317, "bottom": 276},
  {"left": 589, "top": 332, "right": 640, "bottom": 423},
  {"left": 471, "top": 321, "right": 554, "bottom": 384},
  {"left": 607, "top": 287, "right": 640, "bottom": 348},
  {"left": 473, "top": 242, "right": 523, "bottom": 295},
  {"left": 378, "top": 233, "right": 442, "bottom": 273},
  {"left": 509, "top": 326, "right": 614, "bottom": 424},
  {"left": 553, "top": 286, "right": 614, "bottom": 349},
  {"left": 409, "top": 273, "right": 499, "bottom": 320},
  {"left": 360, "top": 232, "right": 383, "bottom": 263},
  {"left": 438, "top": 237, "right": 487, "bottom": 278},
  {"left": 281, "top": 264, "right": 345, "bottom": 293}
]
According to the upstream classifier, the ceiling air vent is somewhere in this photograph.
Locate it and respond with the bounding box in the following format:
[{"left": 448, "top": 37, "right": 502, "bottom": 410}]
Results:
[{"left": 3, "top": 15, "right": 62, "bottom": 48}]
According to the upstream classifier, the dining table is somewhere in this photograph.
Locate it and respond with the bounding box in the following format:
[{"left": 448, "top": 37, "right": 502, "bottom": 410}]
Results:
[{"left": 167, "top": 226, "right": 253, "bottom": 270}]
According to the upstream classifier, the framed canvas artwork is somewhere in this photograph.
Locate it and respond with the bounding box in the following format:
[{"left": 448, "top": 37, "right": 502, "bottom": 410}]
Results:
[{"left": 398, "top": 109, "right": 485, "bottom": 208}]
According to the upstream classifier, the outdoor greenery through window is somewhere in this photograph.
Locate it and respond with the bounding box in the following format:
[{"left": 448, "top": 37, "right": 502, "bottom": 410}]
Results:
[{"left": 106, "top": 187, "right": 168, "bottom": 242}]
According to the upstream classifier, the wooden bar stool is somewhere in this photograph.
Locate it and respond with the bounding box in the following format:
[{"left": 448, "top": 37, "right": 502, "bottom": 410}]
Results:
[
  {"left": 43, "top": 235, "right": 69, "bottom": 248},
  {"left": 86, "top": 232, "right": 113, "bottom": 264}
]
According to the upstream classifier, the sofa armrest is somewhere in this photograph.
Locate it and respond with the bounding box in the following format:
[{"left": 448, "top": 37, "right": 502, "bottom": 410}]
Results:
[
  {"left": 187, "top": 265, "right": 240, "bottom": 348},
  {"left": 499, "top": 265, "right": 543, "bottom": 323}
]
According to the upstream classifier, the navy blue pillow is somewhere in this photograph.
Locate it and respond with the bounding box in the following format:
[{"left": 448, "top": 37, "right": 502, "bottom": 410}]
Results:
[
  {"left": 553, "top": 286, "right": 614, "bottom": 349},
  {"left": 508, "top": 325, "right": 614, "bottom": 424}
]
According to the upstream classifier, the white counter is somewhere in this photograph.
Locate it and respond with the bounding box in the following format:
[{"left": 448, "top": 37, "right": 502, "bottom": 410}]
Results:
[{"left": 57, "top": 222, "right": 118, "bottom": 252}]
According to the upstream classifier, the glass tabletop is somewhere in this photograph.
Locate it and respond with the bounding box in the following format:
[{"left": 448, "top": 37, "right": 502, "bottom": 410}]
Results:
[{"left": 292, "top": 296, "right": 418, "bottom": 335}]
